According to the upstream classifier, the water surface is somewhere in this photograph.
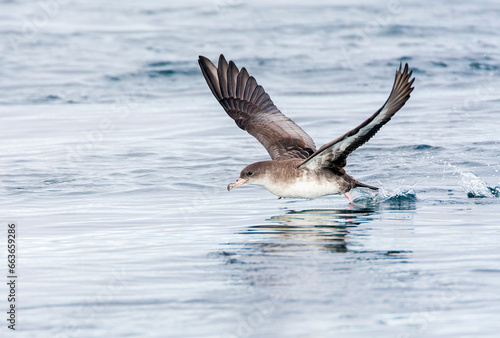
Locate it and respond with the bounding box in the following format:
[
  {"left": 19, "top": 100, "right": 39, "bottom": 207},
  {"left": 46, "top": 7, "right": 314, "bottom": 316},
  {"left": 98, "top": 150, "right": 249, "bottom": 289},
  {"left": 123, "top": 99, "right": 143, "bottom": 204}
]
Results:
[{"left": 1, "top": 0, "right": 500, "bottom": 337}]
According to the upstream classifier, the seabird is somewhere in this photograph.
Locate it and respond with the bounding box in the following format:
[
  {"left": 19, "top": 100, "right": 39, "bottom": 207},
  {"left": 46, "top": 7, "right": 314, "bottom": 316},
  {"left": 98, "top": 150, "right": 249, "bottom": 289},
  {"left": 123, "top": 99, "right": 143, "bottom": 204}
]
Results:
[{"left": 198, "top": 55, "right": 414, "bottom": 204}]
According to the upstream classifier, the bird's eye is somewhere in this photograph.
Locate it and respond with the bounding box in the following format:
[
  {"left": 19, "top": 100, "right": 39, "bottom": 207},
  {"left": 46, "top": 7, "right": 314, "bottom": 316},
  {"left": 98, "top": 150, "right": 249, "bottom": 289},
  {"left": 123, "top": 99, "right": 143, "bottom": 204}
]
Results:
[{"left": 247, "top": 171, "right": 253, "bottom": 176}]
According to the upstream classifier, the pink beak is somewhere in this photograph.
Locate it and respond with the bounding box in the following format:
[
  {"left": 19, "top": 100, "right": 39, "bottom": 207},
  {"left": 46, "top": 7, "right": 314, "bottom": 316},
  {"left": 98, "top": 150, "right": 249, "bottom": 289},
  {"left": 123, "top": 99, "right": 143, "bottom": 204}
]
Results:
[{"left": 227, "top": 178, "right": 247, "bottom": 191}]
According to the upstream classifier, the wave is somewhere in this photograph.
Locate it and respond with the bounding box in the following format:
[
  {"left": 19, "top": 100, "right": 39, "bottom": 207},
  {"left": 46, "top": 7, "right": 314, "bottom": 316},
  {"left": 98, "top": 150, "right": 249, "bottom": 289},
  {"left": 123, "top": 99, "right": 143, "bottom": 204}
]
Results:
[
  {"left": 469, "top": 62, "right": 499, "bottom": 71},
  {"left": 459, "top": 172, "right": 500, "bottom": 198}
]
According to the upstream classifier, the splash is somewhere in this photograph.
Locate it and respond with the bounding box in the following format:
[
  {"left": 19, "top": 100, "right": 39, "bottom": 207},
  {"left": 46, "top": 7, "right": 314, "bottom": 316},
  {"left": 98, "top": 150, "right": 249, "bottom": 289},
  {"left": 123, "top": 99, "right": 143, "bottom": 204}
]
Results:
[
  {"left": 354, "top": 186, "right": 417, "bottom": 209},
  {"left": 459, "top": 172, "right": 500, "bottom": 198}
]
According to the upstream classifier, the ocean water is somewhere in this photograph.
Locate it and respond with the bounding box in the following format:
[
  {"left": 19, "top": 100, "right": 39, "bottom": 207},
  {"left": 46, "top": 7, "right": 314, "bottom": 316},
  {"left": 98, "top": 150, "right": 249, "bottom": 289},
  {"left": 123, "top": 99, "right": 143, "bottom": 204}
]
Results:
[{"left": 1, "top": 0, "right": 500, "bottom": 337}]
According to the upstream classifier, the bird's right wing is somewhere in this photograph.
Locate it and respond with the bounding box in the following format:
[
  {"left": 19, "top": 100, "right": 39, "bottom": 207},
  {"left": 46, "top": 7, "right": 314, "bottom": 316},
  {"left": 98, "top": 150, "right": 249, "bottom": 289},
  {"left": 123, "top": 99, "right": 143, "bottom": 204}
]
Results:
[{"left": 299, "top": 63, "right": 414, "bottom": 170}]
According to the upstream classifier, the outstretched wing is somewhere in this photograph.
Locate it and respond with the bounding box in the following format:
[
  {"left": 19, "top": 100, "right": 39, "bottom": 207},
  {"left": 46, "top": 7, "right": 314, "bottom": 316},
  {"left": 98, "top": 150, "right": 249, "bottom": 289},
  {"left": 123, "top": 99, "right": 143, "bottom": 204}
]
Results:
[
  {"left": 198, "top": 55, "right": 316, "bottom": 160},
  {"left": 299, "top": 63, "right": 415, "bottom": 170}
]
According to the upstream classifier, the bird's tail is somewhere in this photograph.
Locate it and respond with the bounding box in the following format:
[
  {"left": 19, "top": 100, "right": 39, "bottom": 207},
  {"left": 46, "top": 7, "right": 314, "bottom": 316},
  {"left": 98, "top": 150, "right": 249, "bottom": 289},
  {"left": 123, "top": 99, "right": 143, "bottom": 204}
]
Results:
[{"left": 356, "top": 181, "right": 379, "bottom": 190}]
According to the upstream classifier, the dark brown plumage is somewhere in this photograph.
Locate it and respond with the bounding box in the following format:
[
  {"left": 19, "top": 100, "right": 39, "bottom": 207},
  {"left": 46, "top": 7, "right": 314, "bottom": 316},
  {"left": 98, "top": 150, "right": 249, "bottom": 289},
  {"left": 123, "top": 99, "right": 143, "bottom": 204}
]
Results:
[{"left": 198, "top": 55, "right": 316, "bottom": 161}]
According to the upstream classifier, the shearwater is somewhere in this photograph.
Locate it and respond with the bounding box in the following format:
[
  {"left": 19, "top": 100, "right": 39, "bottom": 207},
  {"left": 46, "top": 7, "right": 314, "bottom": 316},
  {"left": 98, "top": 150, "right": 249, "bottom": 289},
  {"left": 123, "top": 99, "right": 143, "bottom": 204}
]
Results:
[{"left": 198, "top": 55, "right": 414, "bottom": 203}]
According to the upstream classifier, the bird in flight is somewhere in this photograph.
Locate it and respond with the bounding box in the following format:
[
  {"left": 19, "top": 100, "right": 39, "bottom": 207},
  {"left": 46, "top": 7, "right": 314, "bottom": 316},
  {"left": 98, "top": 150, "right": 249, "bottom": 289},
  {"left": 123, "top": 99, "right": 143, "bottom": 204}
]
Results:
[{"left": 198, "top": 55, "right": 414, "bottom": 204}]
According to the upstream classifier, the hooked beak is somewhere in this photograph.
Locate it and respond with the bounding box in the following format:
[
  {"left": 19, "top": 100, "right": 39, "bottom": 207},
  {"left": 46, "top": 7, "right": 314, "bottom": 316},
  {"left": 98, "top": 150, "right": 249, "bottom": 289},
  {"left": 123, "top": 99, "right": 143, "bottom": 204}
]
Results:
[{"left": 227, "top": 178, "right": 247, "bottom": 191}]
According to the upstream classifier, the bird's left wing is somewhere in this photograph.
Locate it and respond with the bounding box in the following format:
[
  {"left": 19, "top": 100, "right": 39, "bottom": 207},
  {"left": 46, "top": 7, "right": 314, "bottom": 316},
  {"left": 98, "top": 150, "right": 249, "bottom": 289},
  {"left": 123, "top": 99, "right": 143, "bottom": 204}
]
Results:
[{"left": 199, "top": 55, "right": 316, "bottom": 160}]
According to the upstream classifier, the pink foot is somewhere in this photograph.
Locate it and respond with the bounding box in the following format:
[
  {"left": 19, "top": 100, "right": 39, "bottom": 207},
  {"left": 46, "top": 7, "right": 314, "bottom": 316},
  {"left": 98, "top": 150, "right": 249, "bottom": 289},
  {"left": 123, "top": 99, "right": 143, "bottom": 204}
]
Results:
[{"left": 344, "top": 192, "right": 354, "bottom": 204}]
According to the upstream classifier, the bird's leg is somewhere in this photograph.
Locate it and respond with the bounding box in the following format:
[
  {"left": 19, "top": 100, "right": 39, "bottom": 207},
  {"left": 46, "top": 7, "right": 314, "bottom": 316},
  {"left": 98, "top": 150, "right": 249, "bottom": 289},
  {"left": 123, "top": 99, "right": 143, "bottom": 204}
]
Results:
[
  {"left": 344, "top": 192, "right": 354, "bottom": 204},
  {"left": 278, "top": 197, "right": 282, "bottom": 200}
]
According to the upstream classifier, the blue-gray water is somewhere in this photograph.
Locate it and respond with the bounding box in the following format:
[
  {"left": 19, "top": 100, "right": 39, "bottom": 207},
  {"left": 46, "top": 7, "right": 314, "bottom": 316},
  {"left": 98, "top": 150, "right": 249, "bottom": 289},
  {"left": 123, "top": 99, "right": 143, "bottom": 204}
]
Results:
[{"left": 1, "top": 0, "right": 500, "bottom": 337}]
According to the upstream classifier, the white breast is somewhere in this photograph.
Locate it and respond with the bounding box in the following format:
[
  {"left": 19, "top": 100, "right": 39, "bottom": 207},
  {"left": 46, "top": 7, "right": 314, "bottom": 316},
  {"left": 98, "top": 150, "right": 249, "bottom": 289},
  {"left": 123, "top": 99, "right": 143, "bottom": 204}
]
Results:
[{"left": 263, "top": 175, "right": 344, "bottom": 199}]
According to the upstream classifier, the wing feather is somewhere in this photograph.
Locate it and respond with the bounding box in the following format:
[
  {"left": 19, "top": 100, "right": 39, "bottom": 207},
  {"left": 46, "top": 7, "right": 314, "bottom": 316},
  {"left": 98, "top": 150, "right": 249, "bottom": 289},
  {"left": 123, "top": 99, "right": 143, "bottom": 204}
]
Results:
[
  {"left": 236, "top": 68, "right": 249, "bottom": 98},
  {"left": 227, "top": 61, "right": 238, "bottom": 97},
  {"left": 217, "top": 56, "right": 229, "bottom": 98},
  {"left": 244, "top": 76, "right": 257, "bottom": 101}
]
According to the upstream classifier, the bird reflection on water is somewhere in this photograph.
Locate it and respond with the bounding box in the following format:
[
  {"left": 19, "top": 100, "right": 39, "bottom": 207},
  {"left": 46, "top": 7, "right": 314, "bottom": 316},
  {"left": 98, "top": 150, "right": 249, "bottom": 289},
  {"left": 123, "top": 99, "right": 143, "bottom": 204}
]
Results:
[
  {"left": 240, "top": 208, "right": 378, "bottom": 253},
  {"left": 215, "top": 206, "right": 414, "bottom": 294},
  {"left": 215, "top": 195, "right": 416, "bottom": 268}
]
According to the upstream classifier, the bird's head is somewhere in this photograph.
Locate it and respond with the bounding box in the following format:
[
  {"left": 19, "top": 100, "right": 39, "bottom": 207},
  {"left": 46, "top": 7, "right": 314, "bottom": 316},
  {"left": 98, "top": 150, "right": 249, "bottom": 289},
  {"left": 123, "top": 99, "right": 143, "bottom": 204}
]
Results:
[{"left": 227, "top": 162, "right": 269, "bottom": 191}]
